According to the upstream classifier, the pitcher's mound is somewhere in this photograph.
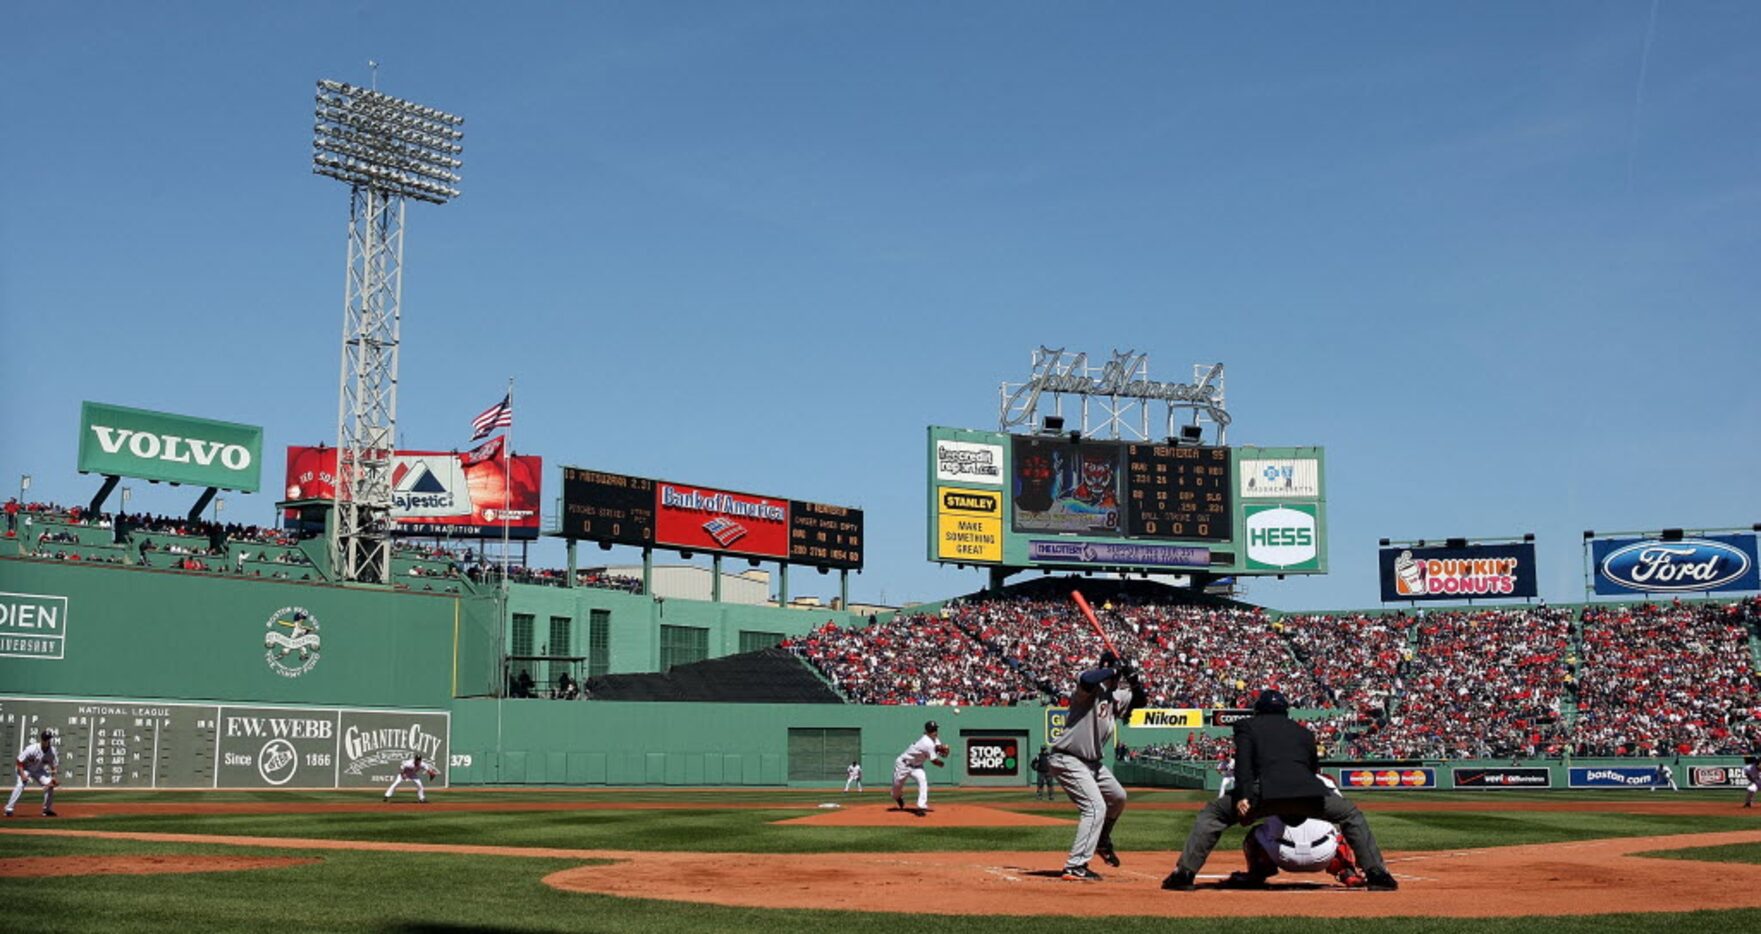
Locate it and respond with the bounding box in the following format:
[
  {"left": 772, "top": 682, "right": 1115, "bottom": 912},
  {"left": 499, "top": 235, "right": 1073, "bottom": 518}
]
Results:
[{"left": 779, "top": 803, "right": 1072, "bottom": 827}]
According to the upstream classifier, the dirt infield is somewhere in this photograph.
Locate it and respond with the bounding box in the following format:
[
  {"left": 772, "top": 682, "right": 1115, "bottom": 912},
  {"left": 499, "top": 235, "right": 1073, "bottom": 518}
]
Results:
[
  {"left": 544, "top": 831, "right": 1761, "bottom": 917},
  {"left": 779, "top": 803, "right": 1073, "bottom": 826},
  {"left": 0, "top": 854, "right": 319, "bottom": 878}
]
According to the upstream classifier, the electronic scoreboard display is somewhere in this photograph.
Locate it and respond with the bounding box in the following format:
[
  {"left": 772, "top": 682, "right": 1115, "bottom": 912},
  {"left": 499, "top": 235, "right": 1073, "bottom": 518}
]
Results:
[
  {"left": 560, "top": 467, "right": 655, "bottom": 547},
  {"left": 1124, "top": 443, "right": 1232, "bottom": 541},
  {"left": 1011, "top": 436, "right": 1232, "bottom": 542},
  {"left": 559, "top": 466, "right": 863, "bottom": 569}
]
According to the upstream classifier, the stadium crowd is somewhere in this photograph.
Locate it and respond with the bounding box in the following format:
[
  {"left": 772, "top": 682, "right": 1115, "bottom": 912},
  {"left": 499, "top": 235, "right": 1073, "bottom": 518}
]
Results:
[
  {"left": 782, "top": 613, "right": 1029, "bottom": 706},
  {"left": 1575, "top": 600, "right": 1761, "bottom": 756}
]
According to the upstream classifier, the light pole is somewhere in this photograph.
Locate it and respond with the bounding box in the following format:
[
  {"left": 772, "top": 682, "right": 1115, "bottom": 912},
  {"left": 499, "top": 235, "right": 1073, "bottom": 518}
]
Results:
[
  {"left": 313, "top": 77, "right": 465, "bottom": 584},
  {"left": 214, "top": 496, "right": 226, "bottom": 524},
  {"left": 18, "top": 474, "right": 29, "bottom": 503},
  {"left": 121, "top": 486, "right": 132, "bottom": 514}
]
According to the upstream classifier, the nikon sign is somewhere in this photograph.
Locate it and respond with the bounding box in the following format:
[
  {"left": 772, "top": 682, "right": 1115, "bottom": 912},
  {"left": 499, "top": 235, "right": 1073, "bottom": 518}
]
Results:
[{"left": 78, "top": 402, "right": 263, "bottom": 492}]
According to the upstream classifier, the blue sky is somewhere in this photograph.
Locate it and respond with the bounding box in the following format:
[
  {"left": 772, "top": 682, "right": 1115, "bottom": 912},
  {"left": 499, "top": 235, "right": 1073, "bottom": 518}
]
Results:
[{"left": 2, "top": 2, "right": 1756, "bottom": 610}]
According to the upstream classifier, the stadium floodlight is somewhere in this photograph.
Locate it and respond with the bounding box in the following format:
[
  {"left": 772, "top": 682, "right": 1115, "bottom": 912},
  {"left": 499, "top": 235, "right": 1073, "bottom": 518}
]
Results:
[{"left": 312, "top": 77, "right": 465, "bottom": 584}]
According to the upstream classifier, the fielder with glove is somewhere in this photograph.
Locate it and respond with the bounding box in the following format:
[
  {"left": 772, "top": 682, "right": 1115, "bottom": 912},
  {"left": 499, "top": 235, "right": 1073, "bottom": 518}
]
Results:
[
  {"left": 6, "top": 728, "right": 59, "bottom": 818},
  {"left": 891, "top": 720, "right": 947, "bottom": 815},
  {"left": 383, "top": 754, "right": 439, "bottom": 803}
]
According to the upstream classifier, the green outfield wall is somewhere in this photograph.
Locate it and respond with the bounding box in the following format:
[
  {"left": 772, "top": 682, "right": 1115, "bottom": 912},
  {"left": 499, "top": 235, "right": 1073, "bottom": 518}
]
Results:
[
  {"left": 447, "top": 699, "right": 1044, "bottom": 788},
  {"left": 0, "top": 557, "right": 498, "bottom": 708}
]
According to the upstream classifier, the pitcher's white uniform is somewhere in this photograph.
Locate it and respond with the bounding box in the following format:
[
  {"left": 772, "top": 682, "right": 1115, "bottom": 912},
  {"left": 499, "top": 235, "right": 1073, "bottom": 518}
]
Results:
[
  {"left": 6, "top": 737, "right": 58, "bottom": 817},
  {"left": 843, "top": 761, "right": 863, "bottom": 793},
  {"left": 1216, "top": 757, "right": 1236, "bottom": 798},
  {"left": 383, "top": 757, "right": 436, "bottom": 802},
  {"left": 892, "top": 732, "right": 941, "bottom": 810},
  {"left": 1744, "top": 762, "right": 1759, "bottom": 807}
]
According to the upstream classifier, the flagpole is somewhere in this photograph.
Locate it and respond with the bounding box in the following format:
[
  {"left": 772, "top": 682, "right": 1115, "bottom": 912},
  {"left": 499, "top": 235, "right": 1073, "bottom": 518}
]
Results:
[{"left": 501, "top": 376, "right": 513, "bottom": 679}]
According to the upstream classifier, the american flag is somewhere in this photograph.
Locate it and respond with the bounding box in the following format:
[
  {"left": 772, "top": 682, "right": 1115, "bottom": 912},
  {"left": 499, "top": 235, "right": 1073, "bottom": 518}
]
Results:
[{"left": 470, "top": 394, "right": 513, "bottom": 441}]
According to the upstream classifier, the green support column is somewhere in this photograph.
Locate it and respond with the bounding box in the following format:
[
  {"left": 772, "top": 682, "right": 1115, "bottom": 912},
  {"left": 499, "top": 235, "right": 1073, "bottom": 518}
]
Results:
[
  {"left": 712, "top": 555, "right": 722, "bottom": 603},
  {"left": 778, "top": 563, "right": 789, "bottom": 606},
  {"left": 840, "top": 570, "right": 849, "bottom": 611},
  {"left": 642, "top": 548, "right": 653, "bottom": 596},
  {"left": 565, "top": 539, "right": 577, "bottom": 588}
]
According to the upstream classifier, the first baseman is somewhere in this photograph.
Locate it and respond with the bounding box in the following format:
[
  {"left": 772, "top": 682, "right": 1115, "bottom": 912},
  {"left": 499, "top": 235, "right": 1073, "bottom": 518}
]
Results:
[
  {"left": 1048, "top": 650, "right": 1144, "bottom": 881},
  {"left": 7, "top": 729, "right": 59, "bottom": 818},
  {"left": 892, "top": 720, "right": 947, "bottom": 815},
  {"left": 383, "top": 754, "right": 438, "bottom": 803}
]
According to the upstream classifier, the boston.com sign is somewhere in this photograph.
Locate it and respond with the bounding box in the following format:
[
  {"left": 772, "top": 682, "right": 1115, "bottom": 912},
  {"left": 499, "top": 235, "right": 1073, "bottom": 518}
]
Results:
[{"left": 78, "top": 401, "right": 263, "bottom": 492}]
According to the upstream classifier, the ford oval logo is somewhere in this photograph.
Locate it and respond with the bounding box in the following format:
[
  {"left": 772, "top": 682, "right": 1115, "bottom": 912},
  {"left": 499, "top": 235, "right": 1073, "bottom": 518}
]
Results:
[{"left": 1599, "top": 539, "right": 1753, "bottom": 593}]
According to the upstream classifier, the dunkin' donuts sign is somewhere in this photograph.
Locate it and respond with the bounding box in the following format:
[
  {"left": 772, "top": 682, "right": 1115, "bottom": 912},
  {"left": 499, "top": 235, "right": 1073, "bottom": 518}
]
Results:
[{"left": 1378, "top": 542, "right": 1539, "bottom": 602}]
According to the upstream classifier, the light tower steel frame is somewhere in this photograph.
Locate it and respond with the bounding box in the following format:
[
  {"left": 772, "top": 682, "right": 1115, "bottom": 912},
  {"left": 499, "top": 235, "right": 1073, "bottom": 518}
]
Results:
[
  {"left": 331, "top": 188, "right": 406, "bottom": 583},
  {"left": 312, "top": 78, "right": 464, "bottom": 584}
]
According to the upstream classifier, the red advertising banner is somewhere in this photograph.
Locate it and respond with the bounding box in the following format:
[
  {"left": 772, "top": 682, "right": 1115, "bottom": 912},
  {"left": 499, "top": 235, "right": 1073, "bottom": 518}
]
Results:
[
  {"left": 284, "top": 438, "right": 542, "bottom": 539},
  {"left": 653, "top": 481, "right": 790, "bottom": 559}
]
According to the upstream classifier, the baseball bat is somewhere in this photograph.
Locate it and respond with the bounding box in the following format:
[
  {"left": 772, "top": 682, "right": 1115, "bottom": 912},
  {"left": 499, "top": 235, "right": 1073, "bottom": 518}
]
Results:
[{"left": 1070, "top": 590, "right": 1121, "bottom": 660}]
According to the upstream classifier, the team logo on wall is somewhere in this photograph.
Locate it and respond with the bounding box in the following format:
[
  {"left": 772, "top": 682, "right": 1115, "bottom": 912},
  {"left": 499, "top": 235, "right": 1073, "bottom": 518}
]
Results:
[{"left": 263, "top": 607, "right": 322, "bottom": 678}]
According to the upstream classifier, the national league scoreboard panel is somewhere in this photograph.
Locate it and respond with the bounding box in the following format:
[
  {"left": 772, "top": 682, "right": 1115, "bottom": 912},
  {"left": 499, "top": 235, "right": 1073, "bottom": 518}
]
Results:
[{"left": 927, "top": 425, "right": 1326, "bottom": 576}]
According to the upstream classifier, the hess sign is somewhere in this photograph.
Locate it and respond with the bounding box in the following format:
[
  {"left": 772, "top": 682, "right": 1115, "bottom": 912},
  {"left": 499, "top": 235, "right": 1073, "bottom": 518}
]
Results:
[{"left": 965, "top": 738, "right": 1020, "bottom": 776}]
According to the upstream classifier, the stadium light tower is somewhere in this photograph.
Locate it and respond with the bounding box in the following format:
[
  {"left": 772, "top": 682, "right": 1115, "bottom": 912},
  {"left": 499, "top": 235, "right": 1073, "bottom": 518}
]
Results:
[{"left": 312, "top": 78, "right": 464, "bottom": 583}]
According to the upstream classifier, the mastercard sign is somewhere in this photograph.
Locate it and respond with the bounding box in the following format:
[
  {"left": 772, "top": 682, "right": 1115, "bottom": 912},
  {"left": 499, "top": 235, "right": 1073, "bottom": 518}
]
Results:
[{"left": 1337, "top": 767, "right": 1437, "bottom": 790}]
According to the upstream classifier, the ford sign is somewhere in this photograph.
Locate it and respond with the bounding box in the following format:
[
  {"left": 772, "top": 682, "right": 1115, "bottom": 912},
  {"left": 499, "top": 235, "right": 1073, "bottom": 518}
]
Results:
[{"left": 1593, "top": 535, "right": 1760, "bottom": 595}]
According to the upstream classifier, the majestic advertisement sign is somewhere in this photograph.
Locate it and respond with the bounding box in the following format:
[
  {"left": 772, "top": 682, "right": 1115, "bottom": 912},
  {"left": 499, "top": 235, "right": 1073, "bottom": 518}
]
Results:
[
  {"left": 1245, "top": 504, "right": 1320, "bottom": 571},
  {"left": 1239, "top": 458, "right": 1321, "bottom": 499},
  {"left": 78, "top": 401, "right": 263, "bottom": 492},
  {"left": 935, "top": 439, "right": 1006, "bottom": 486},
  {"left": 284, "top": 441, "right": 542, "bottom": 539},
  {"left": 1378, "top": 542, "right": 1539, "bottom": 602},
  {"left": 559, "top": 468, "right": 864, "bottom": 569},
  {"left": 0, "top": 695, "right": 447, "bottom": 789},
  {"left": 1451, "top": 767, "right": 1552, "bottom": 789},
  {"left": 1337, "top": 767, "right": 1438, "bottom": 789},
  {"left": 964, "top": 737, "right": 1021, "bottom": 777},
  {"left": 1028, "top": 540, "right": 1211, "bottom": 568},
  {"left": 1569, "top": 766, "right": 1662, "bottom": 789},
  {"left": 0, "top": 592, "right": 68, "bottom": 661},
  {"left": 1590, "top": 535, "right": 1760, "bottom": 596}
]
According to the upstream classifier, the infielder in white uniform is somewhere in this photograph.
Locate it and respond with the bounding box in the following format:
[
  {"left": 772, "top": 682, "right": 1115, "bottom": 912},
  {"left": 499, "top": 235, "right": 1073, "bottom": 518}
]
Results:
[
  {"left": 1744, "top": 759, "right": 1759, "bottom": 808},
  {"left": 383, "top": 754, "right": 438, "bottom": 803},
  {"left": 844, "top": 760, "right": 863, "bottom": 793},
  {"left": 1216, "top": 756, "right": 1236, "bottom": 799},
  {"left": 892, "top": 720, "right": 946, "bottom": 814},
  {"left": 7, "top": 729, "right": 59, "bottom": 818},
  {"left": 1654, "top": 762, "right": 1679, "bottom": 792}
]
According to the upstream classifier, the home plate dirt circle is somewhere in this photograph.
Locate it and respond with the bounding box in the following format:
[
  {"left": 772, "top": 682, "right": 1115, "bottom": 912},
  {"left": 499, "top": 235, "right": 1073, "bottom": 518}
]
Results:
[
  {"left": 0, "top": 854, "right": 319, "bottom": 878},
  {"left": 543, "top": 829, "right": 1761, "bottom": 917}
]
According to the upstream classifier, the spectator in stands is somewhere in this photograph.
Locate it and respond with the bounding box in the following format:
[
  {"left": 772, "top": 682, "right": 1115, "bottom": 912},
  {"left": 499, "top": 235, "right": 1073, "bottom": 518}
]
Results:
[{"left": 4, "top": 497, "right": 17, "bottom": 533}]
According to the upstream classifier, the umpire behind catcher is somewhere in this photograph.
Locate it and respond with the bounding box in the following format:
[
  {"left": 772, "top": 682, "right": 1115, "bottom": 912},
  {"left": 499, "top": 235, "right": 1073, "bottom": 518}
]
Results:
[{"left": 1162, "top": 688, "right": 1399, "bottom": 891}]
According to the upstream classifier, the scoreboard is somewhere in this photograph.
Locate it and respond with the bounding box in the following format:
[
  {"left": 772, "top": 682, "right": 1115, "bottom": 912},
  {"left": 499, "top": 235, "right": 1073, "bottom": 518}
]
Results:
[
  {"left": 559, "top": 466, "right": 863, "bottom": 570},
  {"left": 929, "top": 426, "right": 1325, "bottom": 576},
  {"left": 1123, "top": 444, "right": 1231, "bottom": 541}
]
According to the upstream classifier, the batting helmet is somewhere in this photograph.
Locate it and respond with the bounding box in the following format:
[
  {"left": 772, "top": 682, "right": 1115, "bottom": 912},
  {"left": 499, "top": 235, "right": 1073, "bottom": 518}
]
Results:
[
  {"left": 1253, "top": 689, "right": 1290, "bottom": 715},
  {"left": 1099, "top": 649, "right": 1119, "bottom": 669},
  {"left": 924, "top": 720, "right": 940, "bottom": 734}
]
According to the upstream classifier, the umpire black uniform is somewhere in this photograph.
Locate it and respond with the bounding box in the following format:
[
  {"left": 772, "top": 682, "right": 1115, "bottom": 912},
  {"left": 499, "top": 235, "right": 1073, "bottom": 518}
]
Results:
[{"left": 1163, "top": 689, "right": 1398, "bottom": 891}]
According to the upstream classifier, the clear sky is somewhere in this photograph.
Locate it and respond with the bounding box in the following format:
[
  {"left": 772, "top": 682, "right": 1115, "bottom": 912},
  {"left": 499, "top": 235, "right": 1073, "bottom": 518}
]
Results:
[{"left": 2, "top": 2, "right": 1756, "bottom": 611}]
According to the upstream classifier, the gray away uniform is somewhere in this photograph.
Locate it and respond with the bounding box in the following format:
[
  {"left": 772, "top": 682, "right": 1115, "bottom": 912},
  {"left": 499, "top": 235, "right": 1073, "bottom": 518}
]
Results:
[{"left": 1048, "top": 668, "right": 1140, "bottom": 871}]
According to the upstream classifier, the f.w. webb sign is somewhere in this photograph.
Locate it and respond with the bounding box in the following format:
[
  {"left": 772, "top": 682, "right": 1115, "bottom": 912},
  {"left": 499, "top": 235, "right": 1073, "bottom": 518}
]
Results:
[{"left": 78, "top": 401, "right": 263, "bottom": 492}]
